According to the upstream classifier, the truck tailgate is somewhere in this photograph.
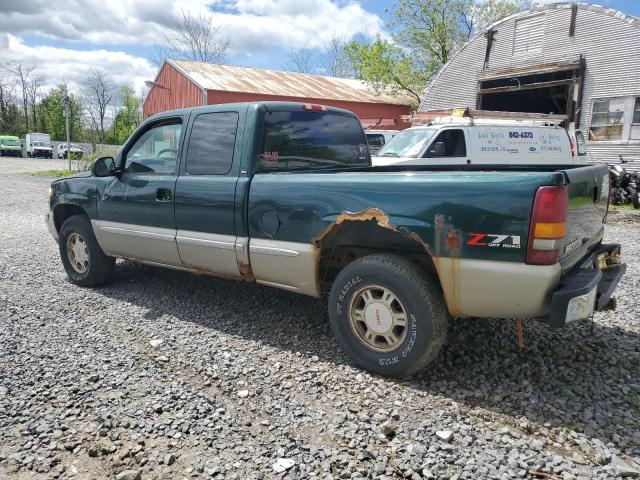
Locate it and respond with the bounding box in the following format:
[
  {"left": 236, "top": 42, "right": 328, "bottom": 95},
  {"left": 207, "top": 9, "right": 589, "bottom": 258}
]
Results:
[{"left": 559, "top": 164, "right": 609, "bottom": 272}]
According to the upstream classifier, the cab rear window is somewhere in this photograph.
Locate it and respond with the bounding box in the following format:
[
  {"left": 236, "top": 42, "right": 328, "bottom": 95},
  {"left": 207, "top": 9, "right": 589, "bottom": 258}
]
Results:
[{"left": 260, "top": 110, "right": 369, "bottom": 171}]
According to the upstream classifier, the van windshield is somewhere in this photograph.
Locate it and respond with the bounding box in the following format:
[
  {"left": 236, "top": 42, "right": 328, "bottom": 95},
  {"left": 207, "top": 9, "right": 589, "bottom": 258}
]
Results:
[
  {"left": 2, "top": 138, "right": 20, "bottom": 146},
  {"left": 378, "top": 128, "right": 437, "bottom": 158},
  {"left": 33, "top": 141, "right": 49, "bottom": 147}
]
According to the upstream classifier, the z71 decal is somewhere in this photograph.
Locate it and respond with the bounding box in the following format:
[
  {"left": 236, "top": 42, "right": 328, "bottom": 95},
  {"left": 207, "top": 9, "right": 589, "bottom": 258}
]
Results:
[{"left": 466, "top": 233, "right": 521, "bottom": 249}]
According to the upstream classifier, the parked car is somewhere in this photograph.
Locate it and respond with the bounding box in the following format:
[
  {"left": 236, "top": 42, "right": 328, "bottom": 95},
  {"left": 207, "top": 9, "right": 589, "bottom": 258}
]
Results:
[
  {"left": 365, "top": 130, "right": 398, "bottom": 155},
  {"left": 0, "top": 135, "right": 23, "bottom": 157},
  {"left": 46, "top": 102, "right": 625, "bottom": 377},
  {"left": 373, "top": 124, "right": 587, "bottom": 166},
  {"left": 25, "top": 133, "right": 53, "bottom": 158},
  {"left": 57, "top": 143, "right": 83, "bottom": 159}
]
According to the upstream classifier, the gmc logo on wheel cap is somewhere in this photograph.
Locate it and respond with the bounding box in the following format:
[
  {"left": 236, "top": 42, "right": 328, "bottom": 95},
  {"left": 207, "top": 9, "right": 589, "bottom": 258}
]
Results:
[{"left": 466, "top": 233, "right": 521, "bottom": 249}]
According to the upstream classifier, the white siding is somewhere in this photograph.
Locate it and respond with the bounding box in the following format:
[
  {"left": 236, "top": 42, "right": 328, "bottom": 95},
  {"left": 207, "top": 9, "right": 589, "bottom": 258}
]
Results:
[
  {"left": 513, "top": 13, "right": 546, "bottom": 57},
  {"left": 420, "top": 3, "right": 640, "bottom": 164}
]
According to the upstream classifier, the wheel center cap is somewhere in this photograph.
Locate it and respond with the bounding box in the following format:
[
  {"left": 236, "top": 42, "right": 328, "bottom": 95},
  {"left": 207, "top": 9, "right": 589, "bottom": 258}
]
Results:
[{"left": 364, "top": 302, "right": 393, "bottom": 334}]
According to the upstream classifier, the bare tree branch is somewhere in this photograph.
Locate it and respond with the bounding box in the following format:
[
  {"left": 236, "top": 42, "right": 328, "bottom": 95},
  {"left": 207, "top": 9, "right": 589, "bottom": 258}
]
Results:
[
  {"left": 8, "top": 63, "right": 35, "bottom": 131},
  {"left": 287, "top": 48, "right": 317, "bottom": 74},
  {"left": 163, "top": 9, "right": 230, "bottom": 63},
  {"left": 82, "top": 70, "right": 114, "bottom": 143}
]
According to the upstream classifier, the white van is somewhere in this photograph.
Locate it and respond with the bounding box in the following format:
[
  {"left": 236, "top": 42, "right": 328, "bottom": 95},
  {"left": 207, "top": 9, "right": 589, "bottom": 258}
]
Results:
[{"left": 372, "top": 124, "right": 587, "bottom": 166}]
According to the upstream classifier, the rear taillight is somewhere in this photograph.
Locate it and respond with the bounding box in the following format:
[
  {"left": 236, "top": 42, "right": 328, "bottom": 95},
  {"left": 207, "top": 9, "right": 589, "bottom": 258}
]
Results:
[
  {"left": 526, "top": 185, "right": 568, "bottom": 265},
  {"left": 302, "top": 103, "right": 327, "bottom": 111}
]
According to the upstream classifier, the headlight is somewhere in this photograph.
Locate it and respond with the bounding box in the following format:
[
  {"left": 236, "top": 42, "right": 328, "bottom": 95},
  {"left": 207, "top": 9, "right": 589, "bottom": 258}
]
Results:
[{"left": 48, "top": 186, "right": 53, "bottom": 199}]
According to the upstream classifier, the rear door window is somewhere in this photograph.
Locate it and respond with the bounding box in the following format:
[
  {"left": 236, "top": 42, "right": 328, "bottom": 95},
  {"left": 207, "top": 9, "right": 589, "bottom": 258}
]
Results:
[
  {"left": 186, "top": 112, "right": 239, "bottom": 175},
  {"left": 260, "top": 110, "right": 369, "bottom": 171}
]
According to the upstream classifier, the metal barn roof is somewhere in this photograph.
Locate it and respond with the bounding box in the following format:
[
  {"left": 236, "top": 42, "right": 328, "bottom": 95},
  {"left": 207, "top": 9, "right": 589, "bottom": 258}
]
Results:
[{"left": 168, "top": 59, "right": 411, "bottom": 106}]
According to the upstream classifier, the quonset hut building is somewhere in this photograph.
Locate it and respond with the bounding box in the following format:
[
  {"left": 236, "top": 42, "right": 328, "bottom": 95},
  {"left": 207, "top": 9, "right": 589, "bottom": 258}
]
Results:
[{"left": 419, "top": 2, "right": 640, "bottom": 165}]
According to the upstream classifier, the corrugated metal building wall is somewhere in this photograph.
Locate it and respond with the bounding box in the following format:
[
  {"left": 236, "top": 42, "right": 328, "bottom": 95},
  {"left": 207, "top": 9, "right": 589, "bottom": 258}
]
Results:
[
  {"left": 420, "top": 2, "right": 640, "bottom": 165},
  {"left": 144, "top": 62, "right": 204, "bottom": 116}
]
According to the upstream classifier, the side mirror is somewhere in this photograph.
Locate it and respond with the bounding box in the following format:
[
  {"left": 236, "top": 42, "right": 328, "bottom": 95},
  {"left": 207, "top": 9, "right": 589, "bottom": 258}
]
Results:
[
  {"left": 433, "top": 141, "right": 446, "bottom": 156},
  {"left": 91, "top": 156, "right": 118, "bottom": 177}
]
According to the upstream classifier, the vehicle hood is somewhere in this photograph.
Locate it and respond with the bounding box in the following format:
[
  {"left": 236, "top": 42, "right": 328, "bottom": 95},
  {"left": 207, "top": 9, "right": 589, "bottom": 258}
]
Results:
[
  {"left": 371, "top": 156, "right": 420, "bottom": 166},
  {"left": 52, "top": 171, "right": 92, "bottom": 184}
]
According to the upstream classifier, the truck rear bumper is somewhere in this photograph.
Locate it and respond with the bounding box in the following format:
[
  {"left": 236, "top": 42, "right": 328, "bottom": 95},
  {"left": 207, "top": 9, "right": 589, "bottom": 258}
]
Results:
[{"left": 549, "top": 243, "right": 626, "bottom": 329}]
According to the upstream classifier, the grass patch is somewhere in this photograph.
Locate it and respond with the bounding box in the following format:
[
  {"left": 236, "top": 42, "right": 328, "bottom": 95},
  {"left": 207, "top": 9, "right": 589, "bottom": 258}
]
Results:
[
  {"left": 563, "top": 424, "right": 582, "bottom": 434},
  {"left": 29, "top": 169, "right": 79, "bottom": 177},
  {"left": 609, "top": 204, "right": 636, "bottom": 211}
]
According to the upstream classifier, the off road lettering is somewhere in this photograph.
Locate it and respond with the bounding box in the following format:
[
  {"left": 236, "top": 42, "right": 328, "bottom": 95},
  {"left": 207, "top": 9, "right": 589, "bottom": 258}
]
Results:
[{"left": 466, "top": 233, "right": 521, "bottom": 249}]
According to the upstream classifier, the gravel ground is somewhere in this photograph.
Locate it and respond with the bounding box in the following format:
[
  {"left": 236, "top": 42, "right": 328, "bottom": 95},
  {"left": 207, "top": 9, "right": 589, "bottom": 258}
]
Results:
[{"left": 1, "top": 156, "right": 639, "bottom": 480}]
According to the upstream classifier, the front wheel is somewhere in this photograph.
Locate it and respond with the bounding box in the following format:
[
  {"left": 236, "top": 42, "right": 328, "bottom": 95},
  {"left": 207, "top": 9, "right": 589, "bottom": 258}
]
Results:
[
  {"left": 59, "top": 215, "right": 115, "bottom": 286},
  {"left": 328, "top": 254, "right": 448, "bottom": 377}
]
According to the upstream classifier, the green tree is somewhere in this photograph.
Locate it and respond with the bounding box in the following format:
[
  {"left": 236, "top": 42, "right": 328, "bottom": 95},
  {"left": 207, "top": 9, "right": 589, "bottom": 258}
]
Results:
[
  {"left": 344, "top": 38, "right": 427, "bottom": 108},
  {"left": 345, "top": 0, "right": 527, "bottom": 107},
  {"left": 106, "top": 86, "right": 142, "bottom": 145},
  {"left": 40, "top": 85, "right": 84, "bottom": 141}
]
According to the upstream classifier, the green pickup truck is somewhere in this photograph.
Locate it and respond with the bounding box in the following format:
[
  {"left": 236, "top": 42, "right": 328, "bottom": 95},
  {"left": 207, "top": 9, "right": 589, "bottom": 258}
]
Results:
[{"left": 46, "top": 102, "right": 626, "bottom": 376}]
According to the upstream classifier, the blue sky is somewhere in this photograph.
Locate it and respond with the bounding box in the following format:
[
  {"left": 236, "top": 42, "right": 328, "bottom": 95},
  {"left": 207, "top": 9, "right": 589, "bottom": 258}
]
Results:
[{"left": 1, "top": 0, "right": 639, "bottom": 93}]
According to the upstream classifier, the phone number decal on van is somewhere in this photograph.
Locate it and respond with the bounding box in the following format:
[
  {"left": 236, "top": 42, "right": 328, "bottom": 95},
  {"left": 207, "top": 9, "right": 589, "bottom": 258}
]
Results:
[{"left": 509, "top": 131, "right": 534, "bottom": 139}]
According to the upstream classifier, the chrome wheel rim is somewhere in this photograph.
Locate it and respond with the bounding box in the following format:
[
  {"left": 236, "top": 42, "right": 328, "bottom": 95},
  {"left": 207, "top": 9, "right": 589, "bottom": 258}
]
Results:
[
  {"left": 66, "top": 233, "right": 89, "bottom": 273},
  {"left": 348, "top": 285, "right": 408, "bottom": 352}
]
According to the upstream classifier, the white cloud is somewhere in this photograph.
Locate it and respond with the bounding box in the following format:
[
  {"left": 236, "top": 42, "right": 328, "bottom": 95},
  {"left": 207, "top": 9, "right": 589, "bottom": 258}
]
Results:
[
  {"left": 1, "top": 34, "right": 155, "bottom": 95},
  {"left": 0, "top": 0, "right": 384, "bottom": 51}
]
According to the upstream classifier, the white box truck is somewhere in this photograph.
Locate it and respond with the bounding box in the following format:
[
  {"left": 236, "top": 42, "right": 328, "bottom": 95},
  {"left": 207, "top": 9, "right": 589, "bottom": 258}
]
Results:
[{"left": 25, "top": 133, "right": 53, "bottom": 158}]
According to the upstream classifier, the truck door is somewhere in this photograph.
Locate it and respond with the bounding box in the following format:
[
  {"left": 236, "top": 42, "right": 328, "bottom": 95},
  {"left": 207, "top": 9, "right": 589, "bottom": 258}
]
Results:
[
  {"left": 94, "top": 118, "right": 183, "bottom": 266},
  {"left": 422, "top": 128, "right": 468, "bottom": 165},
  {"left": 174, "top": 110, "right": 243, "bottom": 277}
]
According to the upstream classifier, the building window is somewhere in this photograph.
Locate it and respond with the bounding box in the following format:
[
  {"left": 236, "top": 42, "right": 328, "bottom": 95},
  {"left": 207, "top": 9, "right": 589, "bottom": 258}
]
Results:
[
  {"left": 589, "top": 98, "right": 625, "bottom": 141},
  {"left": 513, "top": 14, "right": 545, "bottom": 57},
  {"left": 631, "top": 97, "right": 640, "bottom": 140}
]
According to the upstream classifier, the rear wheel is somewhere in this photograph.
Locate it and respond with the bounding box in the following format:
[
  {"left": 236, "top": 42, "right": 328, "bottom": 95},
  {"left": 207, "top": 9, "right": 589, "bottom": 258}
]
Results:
[
  {"left": 59, "top": 215, "right": 115, "bottom": 286},
  {"left": 328, "top": 254, "right": 448, "bottom": 377}
]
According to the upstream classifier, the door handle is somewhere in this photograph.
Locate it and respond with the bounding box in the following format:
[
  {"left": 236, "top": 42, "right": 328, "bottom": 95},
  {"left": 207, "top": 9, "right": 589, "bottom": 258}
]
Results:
[{"left": 156, "top": 188, "right": 172, "bottom": 202}]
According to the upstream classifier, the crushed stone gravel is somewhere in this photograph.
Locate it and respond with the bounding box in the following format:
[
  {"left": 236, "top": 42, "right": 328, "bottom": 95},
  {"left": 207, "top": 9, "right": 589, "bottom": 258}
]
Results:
[{"left": 1, "top": 157, "right": 639, "bottom": 479}]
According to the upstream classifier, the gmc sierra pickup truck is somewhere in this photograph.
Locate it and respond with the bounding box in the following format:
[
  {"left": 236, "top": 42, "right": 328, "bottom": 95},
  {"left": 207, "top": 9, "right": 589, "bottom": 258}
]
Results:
[{"left": 47, "top": 102, "right": 626, "bottom": 377}]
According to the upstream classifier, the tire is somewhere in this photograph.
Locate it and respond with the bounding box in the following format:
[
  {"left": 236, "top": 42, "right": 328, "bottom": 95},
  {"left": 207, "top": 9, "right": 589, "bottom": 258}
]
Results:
[
  {"left": 328, "top": 254, "right": 448, "bottom": 377},
  {"left": 58, "top": 215, "right": 115, "bottom": 287}
]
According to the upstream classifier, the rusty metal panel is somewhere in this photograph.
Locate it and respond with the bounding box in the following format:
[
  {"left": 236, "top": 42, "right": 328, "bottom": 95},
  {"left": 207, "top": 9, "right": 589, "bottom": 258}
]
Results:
[
  {"left": 206, "top": 90, "right": 411, "bottom": 130},
  {"left": 170, "top": 59, "right": 410, "bottom": 106}
]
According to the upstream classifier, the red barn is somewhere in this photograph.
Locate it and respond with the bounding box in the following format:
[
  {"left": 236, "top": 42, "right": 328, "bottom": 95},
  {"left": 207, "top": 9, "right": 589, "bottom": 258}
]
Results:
[{"left": 143, "top": 60, "right": 412, "bottom": 129}]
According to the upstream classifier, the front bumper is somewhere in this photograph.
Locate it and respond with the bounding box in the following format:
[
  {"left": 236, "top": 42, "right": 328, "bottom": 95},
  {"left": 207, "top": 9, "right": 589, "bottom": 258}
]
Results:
[
  {"left": 549, "top": 243, "right": 626, "bottom": 329},
  {"left": 33, "top": 149, "right": 52, "bottom": 158},
  {"left": 46, "top": 211, "right": 59, "bottom": 242},
  {"left": 1, "top": 149, "right": 22, "bottom": 157}
]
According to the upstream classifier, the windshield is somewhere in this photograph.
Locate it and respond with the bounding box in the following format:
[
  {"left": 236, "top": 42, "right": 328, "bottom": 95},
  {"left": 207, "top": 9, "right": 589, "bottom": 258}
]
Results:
[
  {"left": 377, "top": 128, "right": 437, "bottom": 158},
  {"left": 2, "top": 138, "right": 20, "bottom": 146},
  {"left": 33, "top": 141, "right": 49, "bottom": 147}
]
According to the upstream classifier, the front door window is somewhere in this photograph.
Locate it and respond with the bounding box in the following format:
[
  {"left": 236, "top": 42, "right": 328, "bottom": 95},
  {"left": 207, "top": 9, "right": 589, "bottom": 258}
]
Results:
[{"left": 124, "top": 122, "right": 182, "bottom": 174}]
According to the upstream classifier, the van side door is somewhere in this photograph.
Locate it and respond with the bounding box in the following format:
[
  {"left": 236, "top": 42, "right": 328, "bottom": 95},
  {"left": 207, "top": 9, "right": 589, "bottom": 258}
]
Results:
[
  {"left": 422, "top": 128, "right": 468, "bottom": 165},
  {"left": 174, "top": 109, "right": 245, "bottom": 277}
]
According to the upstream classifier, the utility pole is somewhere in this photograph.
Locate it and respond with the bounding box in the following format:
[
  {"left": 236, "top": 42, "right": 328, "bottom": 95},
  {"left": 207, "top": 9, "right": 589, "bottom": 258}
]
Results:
[{"left": 63, "top": 86, "right": 71, "bottom": 171}]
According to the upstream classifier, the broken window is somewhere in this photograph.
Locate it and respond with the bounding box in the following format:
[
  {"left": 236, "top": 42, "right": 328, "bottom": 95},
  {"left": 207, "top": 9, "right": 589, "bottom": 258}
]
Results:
[{"left": 589, "top": 98, "right": 625, "bottom": 141}]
